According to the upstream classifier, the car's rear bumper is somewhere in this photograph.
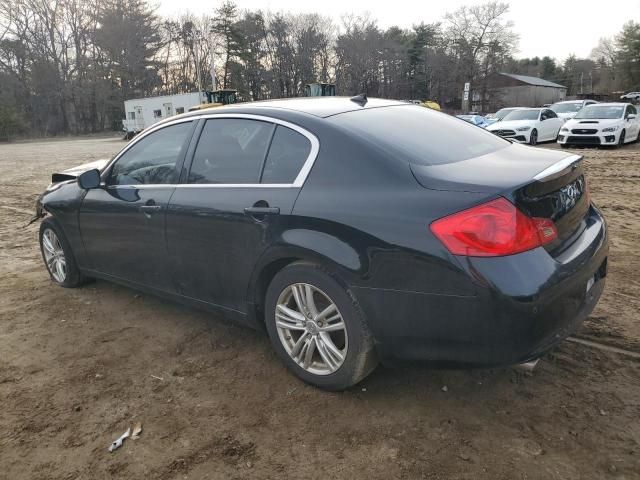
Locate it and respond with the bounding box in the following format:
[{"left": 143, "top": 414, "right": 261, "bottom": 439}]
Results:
[{"left": 353, "top": 205, "right": 608, "bottom": 367}]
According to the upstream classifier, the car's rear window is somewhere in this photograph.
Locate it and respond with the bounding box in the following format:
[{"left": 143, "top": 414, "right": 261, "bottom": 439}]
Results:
[{"left": 328, "top": 105, "right": 508, "bottom": 165}]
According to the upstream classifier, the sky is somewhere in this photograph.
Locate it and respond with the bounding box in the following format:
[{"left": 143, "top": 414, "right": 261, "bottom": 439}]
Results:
[{"left": 157, "top": 0, "right": 640, "bottom": 61}]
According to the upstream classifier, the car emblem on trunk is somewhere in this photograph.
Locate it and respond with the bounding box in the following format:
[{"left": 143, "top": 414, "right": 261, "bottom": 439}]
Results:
[{"left": 558, "top": 177, "right": 584, "bottom": 211}]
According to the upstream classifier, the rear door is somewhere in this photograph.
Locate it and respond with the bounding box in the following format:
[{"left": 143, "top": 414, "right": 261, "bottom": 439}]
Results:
[
  {"left": 79, "top": 120, "right": 196, "bottom": 291},
  {"left": 541, "top": 109, "right": 562, "bottom": 140},
  {"left": 166, "top": 115, "right": 317, "bottom": 314}
]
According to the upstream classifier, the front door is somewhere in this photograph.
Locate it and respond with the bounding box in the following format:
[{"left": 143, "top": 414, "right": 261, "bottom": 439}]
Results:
[
  {"left": 79, "top": 120, "right": 196, "bottom": 291},
  {"left": 166, "top": 117, "right": 315, "bottom": 313},
  {"left": 626, "top": 105, "right": 640, "bottom": 140}
]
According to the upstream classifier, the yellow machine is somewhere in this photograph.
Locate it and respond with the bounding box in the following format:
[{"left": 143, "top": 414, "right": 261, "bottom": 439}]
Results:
[
  {"left": 304, "top": 83, "right": 336, "bottom": 97},
  {"left": 188, "top": 89, "right": 238, "bottom": 112},
  {"left": 422, "top": 100, "right": 441, "bottom": 111}
]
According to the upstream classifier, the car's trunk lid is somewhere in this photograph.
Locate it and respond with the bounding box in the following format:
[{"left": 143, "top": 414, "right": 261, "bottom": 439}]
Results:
[{"left": 411, "top": 144, "right": 589, "bottom": 254}]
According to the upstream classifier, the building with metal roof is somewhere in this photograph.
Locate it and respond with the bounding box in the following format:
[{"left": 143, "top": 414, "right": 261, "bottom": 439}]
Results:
[{"left": 475, "top": 73, "right": 568, "bottom": 112}]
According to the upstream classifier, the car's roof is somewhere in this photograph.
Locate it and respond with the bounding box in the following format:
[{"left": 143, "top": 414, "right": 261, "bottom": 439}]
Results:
[
  {"left": 170, "top": 97, "right": 407, "bottom": 122},
  {"left": 584, "top": 102, "right": 628, "bottom": 107},
  {"left": 553, "top": 100, "right": 586, "bottom": 104}
]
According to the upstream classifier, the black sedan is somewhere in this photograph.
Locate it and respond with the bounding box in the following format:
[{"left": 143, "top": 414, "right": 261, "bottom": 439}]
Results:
[{"left": 35, "top": 97, "right": 608, "bottom": 390}]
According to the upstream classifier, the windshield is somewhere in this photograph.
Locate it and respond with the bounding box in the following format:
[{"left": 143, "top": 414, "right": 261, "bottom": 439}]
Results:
[
  {"left": 575, "top": 105, "right": 624, "bottom": 119},
  {"left": 502, "top": 110, "right": 539, "bottom": 121},
  {"left": 551, "top": 102, "right": 583, "bottom": 113},
  {"left": 495, "top": 108, "right": 516, "bottom": 119},
  {"left": 330, "top": 105, "right": 508, "bottom": 165}
]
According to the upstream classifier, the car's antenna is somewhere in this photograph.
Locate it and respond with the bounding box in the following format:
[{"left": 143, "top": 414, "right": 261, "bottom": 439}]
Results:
[{"left": 350, "top": 93, "right": 368, "bottom": 106}]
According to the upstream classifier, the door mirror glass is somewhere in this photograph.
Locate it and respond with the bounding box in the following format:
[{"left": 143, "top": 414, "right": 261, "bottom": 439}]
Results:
[{"left": 78, "top": 169, "right": 101, "bottom": 189}]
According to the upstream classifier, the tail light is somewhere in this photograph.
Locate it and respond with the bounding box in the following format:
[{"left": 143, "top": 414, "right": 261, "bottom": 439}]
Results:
[{"left": 430, "top": 197, "right": 558, "bottom": 257}]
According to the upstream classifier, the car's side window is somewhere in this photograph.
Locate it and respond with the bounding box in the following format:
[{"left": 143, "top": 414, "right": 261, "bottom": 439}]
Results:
[
  {"left": 108, "top": 122, "right": 193, "bottom": 186},
  {"left": 540, "top": 111, "right": 548, "bottom": 121},
  {"left": 627, "top": 105, "right": 637, "bottom": 117},
  {"left": 548, "top": 110, "right": 558, "bottom": 118},
  {"left": 188, "top": 119, "right": 275, "bottom": 184},
  {"left": 261, "top": 126, "right": 312, "bottom": 184}
]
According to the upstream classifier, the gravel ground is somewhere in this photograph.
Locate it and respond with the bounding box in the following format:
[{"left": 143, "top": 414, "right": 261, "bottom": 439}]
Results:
[{"left": 0, "top": 135, "right": 639, "bottom": 480}]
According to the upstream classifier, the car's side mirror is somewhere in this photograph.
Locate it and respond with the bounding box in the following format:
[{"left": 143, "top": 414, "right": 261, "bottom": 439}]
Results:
[
  {"left": 628, "top": 114, "right": 636, "bottom": 120},
  {"left": 78, "top": 169, "right": 101, "bottom": 189}
]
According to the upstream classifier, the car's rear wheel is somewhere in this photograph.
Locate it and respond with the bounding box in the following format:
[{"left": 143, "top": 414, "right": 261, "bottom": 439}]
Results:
[
  {"left": 265, "top": 262, "right": 377, "bottom": 390},
  {"left": 529, "top": 129, "right": 538, "bottom": 146},
  {"left": 39, "top": 218, "right": 87, "bottom": 288}
]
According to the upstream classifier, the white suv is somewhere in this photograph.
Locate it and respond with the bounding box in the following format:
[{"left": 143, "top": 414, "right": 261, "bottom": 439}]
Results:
[{"left": 620, "top": 92, "right": 640, "bottom": 101}]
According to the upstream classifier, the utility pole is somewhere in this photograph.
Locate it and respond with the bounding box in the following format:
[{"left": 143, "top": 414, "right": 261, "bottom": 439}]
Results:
[
  {"left": 195, "top": 33, "right": 202, "bottom": 95},
  {"left": 462, "top": 81, "right": 470, "bottom": 112},
  {"left": 580, "top": 72, "right": 584, "bottom": 94},
  {"left": 210, "top": 32, "right": 217, "bottom": 91}
]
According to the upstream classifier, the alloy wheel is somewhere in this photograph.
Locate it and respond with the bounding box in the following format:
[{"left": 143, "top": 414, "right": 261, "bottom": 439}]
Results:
[
  {"left": 275, "top": 283, "right": 348, "bottom": 375},
  {"left": 42, "top": 229, "right": 67, "bottom": 283}
]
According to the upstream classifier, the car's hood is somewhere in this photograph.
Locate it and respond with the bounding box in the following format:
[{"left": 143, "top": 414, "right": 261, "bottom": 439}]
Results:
[
  {"left": 556, "top": 112, "right": 577, "bottom": 120},
  {"left": 564, "top": 118, "right": 621, "bottom": 129},
  {"left": 51, "top": 158, "right": 110, "bottom": 183},
  {"left": 487, "top": 119, "right": 535, "bottom": 130},
  {"left": 410, "top": 143, "right": 573, "bottom": 193}
]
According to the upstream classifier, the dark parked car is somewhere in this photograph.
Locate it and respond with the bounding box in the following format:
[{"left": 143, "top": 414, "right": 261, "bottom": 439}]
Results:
[{"left": 35, "top": 97, "right": 608, "bottom": 390}]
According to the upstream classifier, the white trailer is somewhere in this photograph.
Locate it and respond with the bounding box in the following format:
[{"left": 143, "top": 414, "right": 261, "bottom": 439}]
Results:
[{"left": 122, "top": 92, "right": 207, "bottom": 138}]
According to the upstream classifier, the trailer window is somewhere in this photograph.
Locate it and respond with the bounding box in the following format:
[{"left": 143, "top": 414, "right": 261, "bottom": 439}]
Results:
[
  {"left": 153, "top": 110, "right": 162, "bottom": 119},
  {"left": 128, "top": 112, "right": 135, "bottom": 120},
  {"left": 176, "top": 107, "right": 185, "bottom": 115}
]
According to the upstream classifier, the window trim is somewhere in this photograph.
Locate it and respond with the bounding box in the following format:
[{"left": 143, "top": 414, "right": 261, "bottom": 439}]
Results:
[
  {"left": 180, "top": 114, "right": 319, "bottom": 189},
  {"left": 100, "top": 114, "right": 320, "bottom": 189}
]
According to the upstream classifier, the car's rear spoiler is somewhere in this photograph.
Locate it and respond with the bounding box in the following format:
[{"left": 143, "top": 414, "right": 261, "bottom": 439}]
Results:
[{"left": 533, "top": 155, "right": 582, "bottom": 182}]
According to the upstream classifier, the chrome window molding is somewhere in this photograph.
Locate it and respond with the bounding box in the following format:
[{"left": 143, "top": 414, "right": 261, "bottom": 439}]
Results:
[{"left": 102, "top": 113, "right": 320, "bottom": 189}]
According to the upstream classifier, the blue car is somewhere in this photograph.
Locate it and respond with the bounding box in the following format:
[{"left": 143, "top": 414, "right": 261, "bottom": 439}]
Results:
[{"left": 456, "top": 114, "right": 490, "bottom": 128}]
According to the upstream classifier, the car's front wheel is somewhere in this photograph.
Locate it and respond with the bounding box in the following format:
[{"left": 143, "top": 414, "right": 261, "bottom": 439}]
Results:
[
  {"left": 529, "top": 129, "right": 538, "bottom": 146},
  {"left": 265, "top": 262, "right": 378, "bottom": 390},
  {"left": 39, "top": 218, "right": 87, "bottom": 288},
  {"left": 617, "top": 129, "right": 626, "bottom": 148}
]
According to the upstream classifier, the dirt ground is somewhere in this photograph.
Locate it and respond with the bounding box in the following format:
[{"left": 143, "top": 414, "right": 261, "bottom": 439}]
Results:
[{"left": 1, "top": 135, "right": 639, "bottom": 480}]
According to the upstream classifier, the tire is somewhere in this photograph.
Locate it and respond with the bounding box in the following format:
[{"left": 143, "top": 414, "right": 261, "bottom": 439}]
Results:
[
  {"left": 529, "top": 129, "right": 538, "bottom": 146},
  {"left": 264, "top": 262, "right": 378, "bottom": 390},
  {"left": 39, "top": 217, "right": 88, "bottom": 288},
  {"left": 617, "top": 129, "right": 626, "bottom": 148}
]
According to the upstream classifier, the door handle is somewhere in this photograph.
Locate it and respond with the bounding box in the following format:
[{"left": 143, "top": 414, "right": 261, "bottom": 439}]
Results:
[
  {"left": 140, "top": 205, "right": 162, "bottom": 213},
  {"left": 140, "top": 205, "right": 162, "bottom": 212},
  {"left": 244, "top": 206, "right": 280, "bottom": 215}
]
